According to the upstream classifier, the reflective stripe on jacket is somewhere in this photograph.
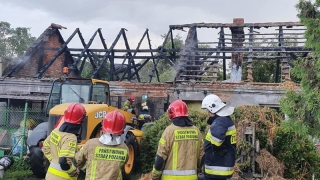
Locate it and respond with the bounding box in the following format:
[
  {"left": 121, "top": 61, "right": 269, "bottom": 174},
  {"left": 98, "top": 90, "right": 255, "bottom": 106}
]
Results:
[
  {"left": 154, "top": 124, "right": 204, "bottom": 180},
  {"left": 204, "top": 116, "right": 236, "bottom": 179},
  {"left": 42, "top": 128, "right": 78, "bottom": 180},
  {"left": 75, "top": 138, "right": 129, "bottom": 180}
]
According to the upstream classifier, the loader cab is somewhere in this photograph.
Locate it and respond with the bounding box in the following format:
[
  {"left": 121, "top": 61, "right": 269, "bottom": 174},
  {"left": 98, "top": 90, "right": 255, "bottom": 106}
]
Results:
[{"left": 45, "top": 78, "right": 110, "bottom": 116}]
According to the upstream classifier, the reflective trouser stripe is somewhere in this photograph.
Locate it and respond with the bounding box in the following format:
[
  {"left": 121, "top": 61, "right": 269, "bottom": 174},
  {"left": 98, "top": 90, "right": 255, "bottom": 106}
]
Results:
[
  {"left": 205, "top": 165, "right": 234, "bottom": 176},
  {"left": 163, "top": 169, "right": 197, "bottom": 175},
  {"left": 48, "top": 163, "right": 77, "bottom": 180},
  {"left": 162, "top": 173, "right": 197, "bottom": 180},
  {"left": 90, "top": 160, "right": 97, "bottom": 180},
  {"left": 162, "top": 170, "right": 197, "bottom": 180}
]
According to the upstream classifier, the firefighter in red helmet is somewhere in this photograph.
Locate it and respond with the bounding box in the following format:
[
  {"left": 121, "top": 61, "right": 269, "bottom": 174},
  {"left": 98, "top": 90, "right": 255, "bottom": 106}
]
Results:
[
  {"left": 42, "top": 103, "right": 86, "bottom": 180},
  {"left": 151, "top": 100, "right": 204, "bottom": 180},
  {"left": 123, "top": 96, "right": 136, "bottom": 114},
  {"left": 74, "top": 110, "right": 128, "bottom": 180}
]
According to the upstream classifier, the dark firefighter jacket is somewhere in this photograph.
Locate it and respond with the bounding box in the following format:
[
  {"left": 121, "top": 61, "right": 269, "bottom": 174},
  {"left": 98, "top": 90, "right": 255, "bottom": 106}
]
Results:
[
  {"left": 151, "top": 117, "right": 204, "bottom": 180},
  {"left": 204, "top": 116, "right": 236, "bottom": 179},
  {"left": 74, "top": 138, "right": 129, "bottom": 180}
]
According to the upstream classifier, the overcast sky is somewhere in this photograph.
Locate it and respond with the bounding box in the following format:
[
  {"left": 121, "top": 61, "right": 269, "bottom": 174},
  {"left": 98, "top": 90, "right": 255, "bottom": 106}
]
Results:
[{"left": 0, "top": 0, "right": 300, "bottom": 56}]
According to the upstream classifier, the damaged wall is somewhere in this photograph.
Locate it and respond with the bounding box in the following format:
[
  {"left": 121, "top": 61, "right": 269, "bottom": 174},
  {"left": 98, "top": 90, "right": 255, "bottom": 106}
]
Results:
[
  {"left": 0, "top": 78, "right": 299, "bottom": 119},
  {"left": 2, "top": 24, "right": 78, "bottom": 79}
]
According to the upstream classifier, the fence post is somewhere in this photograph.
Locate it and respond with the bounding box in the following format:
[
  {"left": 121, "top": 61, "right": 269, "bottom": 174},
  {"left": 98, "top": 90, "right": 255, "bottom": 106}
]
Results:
[
  {"left": 3, "top": 104, "right": 7, "bottom": 126},
  {"left": 20, "top": 101, "right": 28, "bottom": 159}
]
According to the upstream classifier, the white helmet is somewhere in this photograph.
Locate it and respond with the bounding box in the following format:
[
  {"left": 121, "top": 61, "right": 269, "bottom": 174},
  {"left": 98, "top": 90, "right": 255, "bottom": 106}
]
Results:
[
  {"left": 142, "top": 106, "right": 149, "bottom": 111},
  {"left": 202, "top": 94, "right": 234, "bottom": 116},
  {"left": 201, "top": 94, "right": 226, "bottom": 113}
]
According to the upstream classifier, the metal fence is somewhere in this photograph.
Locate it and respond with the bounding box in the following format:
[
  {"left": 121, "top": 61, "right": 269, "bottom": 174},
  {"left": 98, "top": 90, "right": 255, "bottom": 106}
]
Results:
[{"left": 0, "top": 102, "right": 47, "bottom": 158}]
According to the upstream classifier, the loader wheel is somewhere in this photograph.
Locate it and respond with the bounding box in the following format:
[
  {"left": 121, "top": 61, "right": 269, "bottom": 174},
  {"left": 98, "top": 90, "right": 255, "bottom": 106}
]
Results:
[
  {"left": 28, "top": 146, "right": 49, "bottom": 178},
  {"left": 123, "top": 132, "right": 140, "bottom": 180}
]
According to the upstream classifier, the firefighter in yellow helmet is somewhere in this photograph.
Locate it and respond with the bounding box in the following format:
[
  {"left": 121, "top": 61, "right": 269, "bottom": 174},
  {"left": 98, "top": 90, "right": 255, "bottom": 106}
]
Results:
[
  {"left": 42, "top": 103, "right": 86, "bottom": 180},
  {"left": 20, "top": 119, "right": 37, "bottom": 130},
  {"left": 151, "top": 100, "right": 204, "bottom": 180},
  {"left": 74, "top": 110, "right": 128, "bottom": 180}
]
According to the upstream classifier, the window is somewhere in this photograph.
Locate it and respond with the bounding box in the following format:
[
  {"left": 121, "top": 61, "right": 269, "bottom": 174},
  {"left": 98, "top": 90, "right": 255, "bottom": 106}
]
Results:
[
  {"left": 61, "top": 84, "right": 90, "bottom": 104},
  {"left": 92, "top": 83, "right": 110, "bottom": 104},
  {"left": 46, "top": 81, "right": 61, "bottom": 115}
]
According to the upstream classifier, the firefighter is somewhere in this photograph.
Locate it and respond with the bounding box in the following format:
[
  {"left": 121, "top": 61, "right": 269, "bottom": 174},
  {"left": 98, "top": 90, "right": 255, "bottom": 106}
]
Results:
[
  {"left": 42, "top": 103, "right": 86, "bottom": 180},
  {"left": 151, "top": 100, "right": 204, "bottom": 180},
  {"left": 138, "top": 103, "right": 151, "bottom": 129},
  {"left": 74, "top": 110, "right": 128, "bottom": 180},
  {"left": 123, "top": 96, "right": 135, "bottom": 114},
  {"left": 201, "top": 94, "right": 236, "bottom": 180}
]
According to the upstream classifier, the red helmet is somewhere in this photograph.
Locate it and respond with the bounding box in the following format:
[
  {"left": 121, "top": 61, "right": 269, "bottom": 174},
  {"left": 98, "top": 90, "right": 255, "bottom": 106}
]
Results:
[
  {"left": 64, "top": 103, "right": 86, "bottom": 124},
  {"left": 167, "top": 100, "right": 188, "bottom": 120},
  {"left": 102, "top": 110, "right": 126, "bottom": 135},
  {"left": 129, "top": 96, "right": 135, "bottom": 102}
]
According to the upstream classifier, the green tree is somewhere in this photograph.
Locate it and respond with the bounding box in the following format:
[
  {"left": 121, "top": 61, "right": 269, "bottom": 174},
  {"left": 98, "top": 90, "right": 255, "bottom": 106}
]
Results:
[
  {"left": 0, "top": 22, "right": 36, "bottom": 58},
  {"left": 139, "top": 34, "right": 184, "bottom": 82},
  {"left": 78, "top": 53, "right": 110, "bottom": 80},
  {"left": 241, "top": 35, "right": 299, "bottom": 83},
  {"left": 280, "top": 0, "right": 320, "bottom": 137}
]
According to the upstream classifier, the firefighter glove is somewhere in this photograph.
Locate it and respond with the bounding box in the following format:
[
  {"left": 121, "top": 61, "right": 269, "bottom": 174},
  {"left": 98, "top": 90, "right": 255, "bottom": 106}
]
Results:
[{"left": 59, "top": 157, "right": 70, "bottom": 171}]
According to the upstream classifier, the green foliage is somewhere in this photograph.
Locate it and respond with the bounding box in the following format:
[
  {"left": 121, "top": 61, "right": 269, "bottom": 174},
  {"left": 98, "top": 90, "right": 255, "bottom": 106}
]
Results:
[
  {"left": 4, "top": 157, "right": 32, "bottom": 179},
  {"left": 241, "top": 35, "right": 300, "bottom": 83},
  {"left": 280, "top": 120, "right": 309, "bottom": 138},
  {"left": 232, "top": 106, "right": 320, "bottom": 179},
  {"left": 78, "top": 55, "right": 110, "bottom": 80},
  {"left": 0, "top": 22, "right": 36, "bottom": 58},
  {"left": 232, "top": 106, "right": 283, "bottom": 161},
  {"left": 272, "top": 128, "right": 320, "bottom": 179},
  {"left": 139, "top": 34, "right": 184, "bottom": 82},
  {"left": 139, "top": 109, "right": 208, "bottom": 173},
  {"left": 280, "top": 0, "right": 320, "bottom": 138},
  {"left": 242, "top": 60, "right": 279, "bottom": 82},
  {"left": 279, "top": 89, "right": 319, "bottom": 137}
]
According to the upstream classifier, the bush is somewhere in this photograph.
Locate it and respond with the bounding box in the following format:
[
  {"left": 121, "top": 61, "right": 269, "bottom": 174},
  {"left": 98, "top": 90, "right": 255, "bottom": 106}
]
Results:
[
  {"left": 4, "top": 157, "right": 32, "bottom": 179},
  {"left": 272, "top": 128, "right": 320, "bottom": 179},
  {"left": 139, "top": 109, "right": 208, "bottom": 173},
  {"left": 232, "top": 106, "right": 320, "bottom": 179}
]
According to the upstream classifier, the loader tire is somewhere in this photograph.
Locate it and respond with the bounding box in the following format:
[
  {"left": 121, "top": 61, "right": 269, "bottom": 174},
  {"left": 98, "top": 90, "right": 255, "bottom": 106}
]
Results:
[
  {"left": 28, "top": 146, "right": 48, "bottom": 178},
  {"left": 123, "top": 132, "right": 140, "bottom": 180}
]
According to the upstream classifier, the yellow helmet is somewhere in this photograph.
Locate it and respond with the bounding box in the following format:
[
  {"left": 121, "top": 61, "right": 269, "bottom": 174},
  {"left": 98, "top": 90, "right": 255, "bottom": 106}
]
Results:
[{"left": 20, "top": 119, "right": 37, "bottom": 130}]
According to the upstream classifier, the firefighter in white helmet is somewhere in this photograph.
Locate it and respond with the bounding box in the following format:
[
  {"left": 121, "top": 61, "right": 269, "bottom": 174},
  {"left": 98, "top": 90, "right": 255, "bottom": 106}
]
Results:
[{"left": 201, "top": 94, "right": 236, "bottom": 180}]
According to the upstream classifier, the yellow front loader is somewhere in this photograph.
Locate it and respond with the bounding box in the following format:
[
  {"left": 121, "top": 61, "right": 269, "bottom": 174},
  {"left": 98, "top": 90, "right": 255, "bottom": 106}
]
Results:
[{"left": 27, "top": 77, "right": 146, "bottom": 179}]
